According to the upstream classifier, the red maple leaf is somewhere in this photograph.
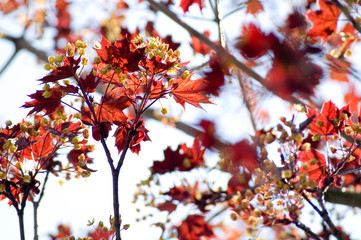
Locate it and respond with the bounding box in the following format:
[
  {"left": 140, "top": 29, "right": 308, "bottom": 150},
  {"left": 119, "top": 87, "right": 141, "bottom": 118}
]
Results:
[
  {"left": 327, "top": 54, "right": 351, "bottom": 82},
  {"left": 306, "top": 0, "right": 341, "bottom": 41},
  {"left": 235, "top": 24, "right": 271, "bottom": 60},
  {"left": 151, "top": 138, "right": 205, "bottom": 174},
  {"left": 22, "top": 90, "right": 63, "bottom": 115},
  {"left": 40, "top": 56, "right": 81, "bottom": 83},
  {"left": 140, "top": 56, "right": 175, "bottom": 74},
  {"left": 176, "top": 215, "right": 214, "bottom": 240},
  {"left": 204, "top": 59, "right": 225, "bottom": 97},
  {"left": 114, "top": 121, "right": 150, "bottom": 154},
  {"left": 298, "top": 149, "right": 327, "bottom": 185},
  {"left": 306, "top": 100, "right": 350, "bottom": 135},
  {"left": 156, "top": 201, "right": 178, "bottom": 214},
  {"left": 67, "top": 145, "right": 93, "bottom": 167},
  {"left": 228, "top": 140, "right": 259, "bottom": 173},
  {"left": 87, "top": 226, "right": 115, "bottom": 240},
  {"left": 95, "top": 36, "right": 145, "bottom": 74},
  {"left": 191, "top": 30, "right": 210, "bottom": 55},
  {"left": 78, "top": 72, "right": 100, "bottom": 93},
  {"left": 180, "top": 0, "right": 203, "bottom": 13},
  {"left": 227, "top": 171, "right": 252, "bottom": 194},
  {"left": 344, "top": 84, "right": 361, "bottom": 113},
  {"left": 21, "top": 134, "right": 54, "bottom": 161},
  {"left": 246, "top": 0, "right": 264, "bottom": 16},
  {"left": 170, "top": 76, "right": 212, "bottom": 109}
]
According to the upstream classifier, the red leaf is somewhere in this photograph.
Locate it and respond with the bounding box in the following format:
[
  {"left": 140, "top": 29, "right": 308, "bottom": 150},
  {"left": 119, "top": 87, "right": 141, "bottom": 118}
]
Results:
[
  {"left": 327, "top": 54, "right": 351, "bottom": 82},
  {"left": 96, "top": 88, "right": 130, "bottom": 124},
  {"left": 21, "top": 134, "right": 54, "bottom": 161},
  {"left": 171, "top": 76, "right": 212, "bottom": 109},
  {"left": 198, "top": 120, "right": 216, "bottom": 149},
  {"left": 306, "top": 100, "right": 350, "bottom": 135},
  {"left": 306, "top": 0, "right": 341, "bottom": 41},
  {"left": 344, "top": 84, "right": 361, "bottom": 113},
  {"left": 78, "top": 72, "right": 100, "bottom": 93},
  {"left": 87, "top": 226, "right": 115, "bottom": 240},
  {"left": 95, "top": 36, "right": 145, "bottom": 74},
  {"left": 156, "top": 201, "right": 177, "bottom": 213},
  {"left": 176, "top": 215, "right": 214, "bottom": 240},
  {"left": 228, "top": 140, "right": 258, "bottom": 173},
  {"left": 191, "top": 30, "right": 210, "bottom": 55},
  {"left": 180, "top": 0, "right": 203, "bottom": 13},
  {"left": 151, "top": 138, "right": 205, "bottom": 174},
  {"left": 227, "top": 172, "right": 252, "bottom": 194},
  {"left": 22, "top": 90, "right": 63, "bottom": 115},
  {"left": 246, "top": 0, "right": 264, "bottom": 16},
  {"left": 40, "top": 56, "right": 81, "bottom": 83},
  {"left": 204, "top": 59, "right": 225, "bottom": 97},
  {"left": 298, "top": 149, "right": 327, "bottom": 185},
  {"left": 140, "top": 56, "right": 175, "bottom": 74},
  {"left": 235, "top": 24, "right": 271, "bottom": 60},
  {"left": 67, "top": 145, "right": 93, "bottom": 167},
  {"left": 114, "top": 121, "right": 150, "bottom": 154}
]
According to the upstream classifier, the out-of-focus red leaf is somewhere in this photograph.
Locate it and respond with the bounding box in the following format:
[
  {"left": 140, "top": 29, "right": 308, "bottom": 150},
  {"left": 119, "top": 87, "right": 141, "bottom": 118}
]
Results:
[
  {"left": 198, "top": 120, "right": 216, "bottom": 149},
  {"left": 344, "top": 84, "right": 361, "bottom": 113},
  {"left": 180, "top": 0, "right": 203, "bottom": 13},
  {"left": 204, "top": 59, "right": 225, "bottom": 97},
  {"left": 327, "top": 55, "right": 351, "bottom": 82},
  {"left": 164, "top": 186, "right": 191, "bottom": 201},
  {"left": 266, "top": 58, "right": 322, "bottom": 99},
  {"left": 87, "top": 226, "right": 115, "bottom": 240},
  {"left": 191, "top": 30, "right": 210, "bottom": 55},
  {"left": 246, "top": 0, "right": 264, "bottom": 16},
  {"left": 176, "top": 214, "right": 214, "bottom": 240},
  {"left": 50, "top": 224, "right": 72, "bottom": 240},
  {"left": 228, "top": 140, "right": 258, "bottom": 173},
  {"left": 151, "top": 138, "right": 205, "bottom": 174},
  {"left": 306, "top": 0, "right": 341, "bottom": 41},
  {"left": 0, "top": 0, "right": 26, "bottom": 14},
  {"left": 236, "top": 24, "right": 271, "bottom": 60},
  {"left": 156, "top": 201, "right": 177, "bottom": 213},
  {"left": 170, "top": 76, "right": 212, "bottom": 109},
  {"left": 298, "top": 149, "right": 327, "bottom": 186},
  {"left": 227, "top": 172, "right": 252, "bottom": 194}
]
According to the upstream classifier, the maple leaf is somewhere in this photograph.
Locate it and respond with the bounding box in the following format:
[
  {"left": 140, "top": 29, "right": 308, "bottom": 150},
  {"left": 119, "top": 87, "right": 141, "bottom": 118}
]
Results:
[
  {"left": 170, "top": 76, "right": 212, "bottom": 109},
  {"left": 298, "top": 149, "right": 327, "bottom": 186},
  {"left": 40, "top": 56, "right": 81, "bottom": 83},
  {"left": 78, "top": 72, "right": 100, "bottom": 93},
  {"left": 156, "top": 201, "right": 178, "bottom": 214},
  {"left": 176, "top": 215, "right": 214, "bottom": 240},
  {"left": 204, "top": 59, "right": 225, "bottom": 97},
  {"left": 344, "top": 84, "right": 361, "bottom": 113},
  {"left": 151, "top": 138, "right": 205, "bottom": 174},
  {"left": 221, "top": 140, "right": 258, "bottom": 173},
  {"left": 306, "top": 100, "right": 350, "bottom": 135},
  {"left": 21, "top": 133, "right": 54, "bottom": 161},
  {"left": 227, "top": 172, "right": 252, "bottom": 194},
  {"left": 180, "top": 0, "right": 203, "bottom": 13},
  {"left": 327, "top": 54, "right": 351, "bottom": 82},
  {"left": 198, "top": 120, "right": 216, "bottom": 149},
  {"left": 87, "top": 226, "right": 115, "bottom": 240},
  {"left": 96, "top": 88, "right": 130, "bottom": 124},
  {"left": 114, "top": 121, "right": 150, "bottom": 154},
  {"left": 306, "top": 0, "right": 341, "bottom": 41},
  {"left": 191, "top": 30, "right": 210, "bottom": 55},
  {"left": 95, "top": 35, "right": 145, "bottom": 74},
  {"left": 235, "top": 24, "right": 271, "bottom": 60},
  {"left": 246, "top": 0, "right": 264, "bottom": 16},
  {"left": 67, "top": 145, "right": 93, "bottom": 167},
  {"left": 140, "top": 56, "right": 175, "bottom": 74},
  {"left": 22, "top": 90, "right": 63, "bottom": 115}
]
